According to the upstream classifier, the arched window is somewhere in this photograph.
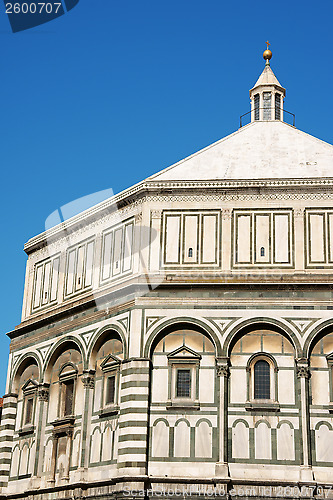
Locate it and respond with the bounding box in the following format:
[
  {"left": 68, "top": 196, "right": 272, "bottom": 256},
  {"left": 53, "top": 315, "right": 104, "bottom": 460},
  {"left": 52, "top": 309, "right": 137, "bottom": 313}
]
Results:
[
  {"left": 260, "top": 247, "right": 265, "bottom": 257},
  {"left": 188, "top": 248, "right": 193, "bottom": 258},
  {"left": 254, "top": 360, "right": 270, "bottom": 399}
]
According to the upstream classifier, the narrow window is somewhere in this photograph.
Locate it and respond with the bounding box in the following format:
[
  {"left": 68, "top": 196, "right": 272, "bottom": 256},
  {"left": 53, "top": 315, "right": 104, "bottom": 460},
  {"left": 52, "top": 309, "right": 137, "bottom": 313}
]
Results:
[
  {"left": 254, "top": 94, "right": 260, "bottom": 121},
  {"left": 176, "top": 369, "right": 191, "bottom": 398},
  {"left": 63, "top": 380, "right": 74, "bottom": 416},
  {"left": 105, "top": 375, "right": 116, "bottom": 405},
  {"left": 263, "top": 92, "right": 271, "bottom": 120},
  {"left": 24, "top": 398, "right": 34, "bottom": 425},
  {"left": 275, "top": 93, "right": 281, "bottom": 120},
  {"left": 188, "top": 248, "right": 193, "bottom": 258},
  {"left": 260, "top": 247, "right": 265, "bottom": 257},
  {"left": 254, "top": 360, "right": 270, "bottom": 399}
]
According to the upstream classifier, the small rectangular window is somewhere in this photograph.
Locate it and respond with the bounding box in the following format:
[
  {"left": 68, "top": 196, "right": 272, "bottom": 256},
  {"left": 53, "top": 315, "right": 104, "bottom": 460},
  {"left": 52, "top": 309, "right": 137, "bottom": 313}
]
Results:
[
  {"left": 254, "top": 94, "right": 260, "bottom": 121},
  {"left": 176, "top": 369, "right": 191, "bottom": 398},
  {"left": 24, "top": 398, "right": 34, "bottom": 425},
  {"left": 63, "top": 380, "right": 74, "bottom": 416},
  {"left": 275, "top": 94, "right": 281, "bottom": 120},
  {"left": 263, "top": 92, "right": 271, "bottom": 121},
  {"left": 105, "top": 375, "right": 116, "bottom": 405}
]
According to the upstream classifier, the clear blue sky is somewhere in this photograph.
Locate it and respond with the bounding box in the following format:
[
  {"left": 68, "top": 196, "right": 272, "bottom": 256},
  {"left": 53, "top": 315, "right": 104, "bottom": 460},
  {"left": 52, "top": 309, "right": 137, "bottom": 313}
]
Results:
[{"left": 1, "top": 0, "right": 333, "bottom": 394}]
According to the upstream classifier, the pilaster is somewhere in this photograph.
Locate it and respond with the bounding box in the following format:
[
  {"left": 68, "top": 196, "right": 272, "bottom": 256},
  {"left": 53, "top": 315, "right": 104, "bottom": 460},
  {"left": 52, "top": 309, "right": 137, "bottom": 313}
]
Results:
[
  {"left": 0, "top": 393, "right": 18, "bottom": 489},
  {"left": 117, "top": 358, "right": 151, "bottom": 477}
]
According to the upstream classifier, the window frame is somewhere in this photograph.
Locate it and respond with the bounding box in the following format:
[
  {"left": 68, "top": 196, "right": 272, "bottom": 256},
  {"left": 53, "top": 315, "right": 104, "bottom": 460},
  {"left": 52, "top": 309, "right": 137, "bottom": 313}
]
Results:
[
  {"left": 58, "top": 363, "right": 78, "bottom": 419},
  {"left": 20, "top": 379, "right": 38, "bottom": 433},
  {"left": 167, "top": 346, "right": 201, "bottom": 409},
  {"left": 100, "top": 354, "right": 121, "bottom": 416}
]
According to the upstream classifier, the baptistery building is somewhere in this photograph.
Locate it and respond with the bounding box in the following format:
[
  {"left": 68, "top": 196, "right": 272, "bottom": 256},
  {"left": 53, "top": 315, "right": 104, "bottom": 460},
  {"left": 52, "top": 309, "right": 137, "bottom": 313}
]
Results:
[{"left": 1, "top": 48, "right": 333, "bottom": 499}]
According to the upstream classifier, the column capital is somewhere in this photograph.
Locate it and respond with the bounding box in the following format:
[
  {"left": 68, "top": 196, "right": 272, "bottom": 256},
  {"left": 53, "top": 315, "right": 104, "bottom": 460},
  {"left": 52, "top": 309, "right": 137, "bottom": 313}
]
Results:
[
  {"left": 81, "top": 370, "right": 95, "bottom": 389},
  {"left": 37, "top": 383, "right": 50, "bottom": 401},
  {"left": 216, "top": 357, "right": 230, "bottom": 378},
  {"left": 296, "top": 358, "right": 311, "bottom": 378}
]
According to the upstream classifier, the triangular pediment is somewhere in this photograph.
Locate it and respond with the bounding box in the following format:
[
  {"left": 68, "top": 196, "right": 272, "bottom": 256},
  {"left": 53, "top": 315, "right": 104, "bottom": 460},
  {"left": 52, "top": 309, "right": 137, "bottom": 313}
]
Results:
[
  {"left": 148, "top": 121, "right": 333, "bottom": 181},
  {"left": 22, "top": 379, "right": 38, "bottom": 392},
  {"left": 167, "top": 345, "right": 201, "bottom": 360},
  {"left": 101, "top": 354, "right": 121, "bottom": 371}
]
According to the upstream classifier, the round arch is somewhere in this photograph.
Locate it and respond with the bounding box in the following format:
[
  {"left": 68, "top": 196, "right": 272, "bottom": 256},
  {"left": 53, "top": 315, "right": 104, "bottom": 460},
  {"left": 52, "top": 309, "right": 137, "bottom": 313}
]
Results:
[
  {"left": 303, "top": 319, "right": 333, "bottom": 358},
  {"left": 43, "top": 336, "right": 86, "bottom": 384},
  {"left": 144, "top": 317, "right": 222, "bottom": 358},
  {"left": 87, "top": 324, "right": 127, "bottom": 370},
  {"left": 222, "top": 317, "right": 302, "bottom": 358},
  {"left": 10, "top": 352, "right": 42, "bottom": 393}
]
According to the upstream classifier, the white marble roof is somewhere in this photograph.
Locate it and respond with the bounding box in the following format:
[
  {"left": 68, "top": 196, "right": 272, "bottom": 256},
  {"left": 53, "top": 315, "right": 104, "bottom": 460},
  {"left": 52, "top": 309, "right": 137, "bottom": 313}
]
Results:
[
  {"left": 252, "top": 64, "right": 283, "bottom": 88},
  {"left": 148, "top": 121, "right": 333, "bottom": 181}
]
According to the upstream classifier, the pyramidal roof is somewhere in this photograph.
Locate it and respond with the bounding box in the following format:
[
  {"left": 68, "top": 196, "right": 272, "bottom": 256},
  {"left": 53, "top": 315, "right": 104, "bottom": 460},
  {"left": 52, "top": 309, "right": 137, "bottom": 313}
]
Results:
[
  {"left": 148, "top": 121, "right": 333, "bottom": 181},
  {"left": 252, "top": 63, "right": 283, "bottom": 89}
]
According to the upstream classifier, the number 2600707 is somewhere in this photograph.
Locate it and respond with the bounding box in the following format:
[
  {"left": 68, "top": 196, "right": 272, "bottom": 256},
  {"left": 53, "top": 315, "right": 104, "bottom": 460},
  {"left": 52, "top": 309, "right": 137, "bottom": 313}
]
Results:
[{"left": 6, "top": 3, "right": 62, "bottom": 14}]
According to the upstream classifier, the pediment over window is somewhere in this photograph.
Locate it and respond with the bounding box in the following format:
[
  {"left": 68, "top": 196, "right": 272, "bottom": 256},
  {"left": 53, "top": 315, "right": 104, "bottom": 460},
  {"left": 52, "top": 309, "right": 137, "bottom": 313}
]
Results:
[
  {"left": 22, "top": 379, "right": 38, "bottom": 393},
  {"left": 101, "top": 354, "right": 121, "bottom": 372},
  {"left": 326, "top": 353, "right": 333, "bottom": 363},
  {"left": 167, "top": 345, "right": 202, "bottom": 361}
]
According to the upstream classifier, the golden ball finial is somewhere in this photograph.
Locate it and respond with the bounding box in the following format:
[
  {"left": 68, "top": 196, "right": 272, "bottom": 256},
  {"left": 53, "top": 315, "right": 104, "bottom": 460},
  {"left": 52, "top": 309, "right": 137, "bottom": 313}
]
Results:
[{"left": 263, "top": 40, "right": 272, "bottom": 61}]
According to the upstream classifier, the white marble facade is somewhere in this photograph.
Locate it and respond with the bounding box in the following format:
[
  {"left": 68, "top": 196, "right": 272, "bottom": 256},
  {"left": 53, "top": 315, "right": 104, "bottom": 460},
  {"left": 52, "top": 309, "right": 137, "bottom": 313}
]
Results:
[{"left": 1, "top": 56, "right": 333, "bottom": 499}]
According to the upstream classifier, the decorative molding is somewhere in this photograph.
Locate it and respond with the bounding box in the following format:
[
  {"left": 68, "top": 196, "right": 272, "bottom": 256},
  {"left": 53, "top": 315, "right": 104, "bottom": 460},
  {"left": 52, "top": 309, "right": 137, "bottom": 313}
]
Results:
[
  {"left": 117, "top": 316, "right": 129, "bottom": 332},
  {"left": 294, "top": 208, "right": 305, "bottom": 218},
  {"left": 37, "top": 344, "right": 53, "bottom": 362},
  {"left": 216, "top": 365, "right": 230, "bottom": 378},
  {"left": 134, "top": 212, "right": 143, "bottom": 223},
  {"left": 145, "top": 316, "right": 165, "bottom": 332},
  {"left": 283, "top": 317, "right": 319, "bottom": 336},
  {"left": 206, "top": 317, "right": 240, "bottom": 334},
  {"left": 296, "top": 366, "right": 311, "bottom": 379},
  {"left": 151, "top": 210, "right": 162, "bottom": 219},
  {"left": 80, "top": 329, "right": 97, "bottom": 349},
  {"left": 221, "top": 209, "right": 232, "bottom": 220}
]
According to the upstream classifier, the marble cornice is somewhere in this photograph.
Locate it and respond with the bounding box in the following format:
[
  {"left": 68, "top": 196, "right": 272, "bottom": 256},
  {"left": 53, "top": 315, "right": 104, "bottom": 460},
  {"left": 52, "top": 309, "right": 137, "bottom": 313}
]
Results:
[{"left": 24, "top": 177, "right": 333, "bottom": 254}]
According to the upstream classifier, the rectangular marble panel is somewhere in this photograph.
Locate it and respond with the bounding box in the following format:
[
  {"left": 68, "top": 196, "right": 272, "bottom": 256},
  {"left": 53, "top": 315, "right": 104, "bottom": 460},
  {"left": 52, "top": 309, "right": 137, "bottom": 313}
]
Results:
[
  {"left": 329, "top": 213, "right": 333, "bottom": 262},
  {"left": 85, "top": 241, "right": 94, "bottom": 287},
  {"left": 236, "top": 215, "right": 251, "bottom": 263},
  {"left": 309, "top": 214, "right": 325, "bottom": 263},
  {"left": 112, "top": 228, "right": 123, "bottom": 276},
  {"left": 183, "top": 215, "right": 199, "bottom": 263},
  {"left": 66, "top": 249, "right": 76, "bottom": 295},
  {"left": 165, "top": 215, "right": 181, "bottom": 264},
  {"left": 50, "top": 257, "right": 60, "bottom": 302},
  {"left": 255, "top": 214, "right": 270, "bottom": 263},
  {"left": 33, "top": 264, "right": 43, "bottom": 309},
  {"left": 123, "top": 223, "right": 133, "bottom": 272},
  {"left": 41, "top": 261, "right": 51, "bottom": 305},
  {"left": 202, "top": 215, "right": 217, "bottom": 263},
  {"left": 101, "top": 232, "right": 113, "bottom": 281},
  {"left": 274, "top": 214, "right": 289, "bottom": 263}
]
